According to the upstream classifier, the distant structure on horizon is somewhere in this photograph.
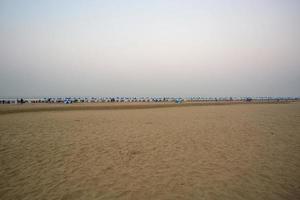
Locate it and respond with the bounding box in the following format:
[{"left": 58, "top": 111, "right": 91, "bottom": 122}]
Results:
[{"left": 0, "top": 96, "right": 298, "bottom": 104}]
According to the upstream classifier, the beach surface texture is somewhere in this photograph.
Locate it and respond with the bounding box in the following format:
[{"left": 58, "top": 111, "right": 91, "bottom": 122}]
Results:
[{"left": 1, "top": 102, "right": 299, "bottom": 199}]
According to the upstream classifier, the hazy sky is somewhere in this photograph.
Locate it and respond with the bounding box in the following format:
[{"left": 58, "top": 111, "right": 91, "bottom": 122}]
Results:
[{"left": 0, "top": 0, "right": 299, "bottom": 97}]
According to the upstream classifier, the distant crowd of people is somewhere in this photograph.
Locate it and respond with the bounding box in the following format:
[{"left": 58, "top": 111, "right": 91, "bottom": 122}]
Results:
[{"left": 0, "top": 97, "right": 298, "bottom": 104}]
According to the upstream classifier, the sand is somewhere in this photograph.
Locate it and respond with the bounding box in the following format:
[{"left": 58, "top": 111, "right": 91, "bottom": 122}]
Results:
[
  {"left": 0, "top": 102, "right": 300, "bottom": 199},
  {"left": 0, "top": 100, "right": 291, "bottom": 115}
]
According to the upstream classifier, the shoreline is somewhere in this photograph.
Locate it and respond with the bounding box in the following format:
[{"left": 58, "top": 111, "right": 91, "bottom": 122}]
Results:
[{"left": 0, "top": 100, "right": 297, "bottom": 115}]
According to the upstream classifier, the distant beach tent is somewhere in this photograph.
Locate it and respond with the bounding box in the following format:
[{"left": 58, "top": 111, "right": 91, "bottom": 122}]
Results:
[
  {"left": 175, "top": 98, "right": 183, "bottom": 104},
  {"left": 64, "top": 98, "right": 72, "bottom": 104}
]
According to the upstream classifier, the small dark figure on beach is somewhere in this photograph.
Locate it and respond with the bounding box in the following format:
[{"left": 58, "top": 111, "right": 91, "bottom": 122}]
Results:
[{"left": 246, "top": 97, "right": 252, "bottom": 102}]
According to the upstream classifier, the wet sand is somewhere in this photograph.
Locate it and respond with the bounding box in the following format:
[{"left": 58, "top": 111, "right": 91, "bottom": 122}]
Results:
[
  {"left": 0, "top": 102, "right": 300, "bottom": 199},
  {"left": 0, "top": 100, "right": 291, "bottom": 115}
]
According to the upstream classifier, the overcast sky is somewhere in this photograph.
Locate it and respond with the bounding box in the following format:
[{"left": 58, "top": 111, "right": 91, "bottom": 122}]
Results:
[{"left": 0, "top": 0, "right": 299, "bottom": 97}]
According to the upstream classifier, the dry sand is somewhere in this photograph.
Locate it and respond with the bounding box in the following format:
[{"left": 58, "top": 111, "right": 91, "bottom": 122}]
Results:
[{"left": 0, "top": 102, "right": 300, "bottom": 199}]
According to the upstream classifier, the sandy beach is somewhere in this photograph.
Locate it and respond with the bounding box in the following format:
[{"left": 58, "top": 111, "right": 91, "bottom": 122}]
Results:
[{"left": 0, "top": 102, "right": 300, "bottom": 199}]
